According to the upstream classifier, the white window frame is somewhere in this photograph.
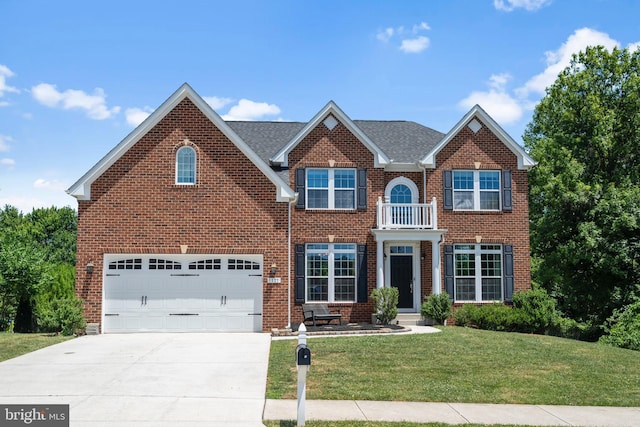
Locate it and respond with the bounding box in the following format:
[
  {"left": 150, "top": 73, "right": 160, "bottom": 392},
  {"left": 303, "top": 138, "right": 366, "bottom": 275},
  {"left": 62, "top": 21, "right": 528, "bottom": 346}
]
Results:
[
  {"left": 453, "top": 170, "right": 501, "bottom": 211},
  {"left": 453, "top": 244, "right": 503, "bottom": 302},
  {"left": 305, "top": 243, "right": 356, "bottom": 303},
  {"left": 306, "top": 168, "right": 356, "bottom": 210},
  {"left": 175, "top": 146, "right": 196, "bottom": 185}
]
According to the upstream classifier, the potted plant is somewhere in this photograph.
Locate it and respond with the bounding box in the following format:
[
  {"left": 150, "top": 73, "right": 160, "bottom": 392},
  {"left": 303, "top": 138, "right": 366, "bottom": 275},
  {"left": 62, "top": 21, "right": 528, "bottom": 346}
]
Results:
[
  {"left": 370, "top": 287, "right": 399, "bottom": 325},
  {"left": 421, "top": 292, "right": 452, "bottom": 326}
]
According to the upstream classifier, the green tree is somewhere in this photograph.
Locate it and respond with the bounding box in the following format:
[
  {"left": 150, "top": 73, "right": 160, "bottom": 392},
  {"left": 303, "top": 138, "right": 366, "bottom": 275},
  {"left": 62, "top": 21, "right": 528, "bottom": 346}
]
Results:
[
  {"left": 0, "top": 235, "right": 49, "bottom": 332},
  {"left": 525, "top": 46, "right": 640, "bottom": 326},
  {"left": 25, "top": 207, "right": 77, "bottom": 265}
]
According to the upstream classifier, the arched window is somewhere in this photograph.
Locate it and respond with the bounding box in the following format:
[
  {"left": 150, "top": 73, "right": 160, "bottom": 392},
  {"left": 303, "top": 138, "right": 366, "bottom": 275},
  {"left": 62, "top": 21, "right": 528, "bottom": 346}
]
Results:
[
  {"left": 390, "top": 184, "right": 413, "bottom": 204},
  {"left": 384, "top": 177, "right": 419, "bottom": 226},
  {"left": 176, "top": 146, "right": 196, "bottom": 184}
]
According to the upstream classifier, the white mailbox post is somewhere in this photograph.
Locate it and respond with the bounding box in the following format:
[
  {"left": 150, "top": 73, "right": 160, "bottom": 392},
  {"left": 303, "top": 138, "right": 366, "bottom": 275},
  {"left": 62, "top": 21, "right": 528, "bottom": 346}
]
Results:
[{"left": 296, "top": 323, "right": 311, "bottom": 426}]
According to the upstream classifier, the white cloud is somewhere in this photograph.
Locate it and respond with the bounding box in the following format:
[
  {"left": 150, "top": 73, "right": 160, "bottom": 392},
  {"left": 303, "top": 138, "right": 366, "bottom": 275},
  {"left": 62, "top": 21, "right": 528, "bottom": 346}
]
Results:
[
  {"left": 413, "top": 22, "right": 431, "bottom": 33},
  {"left": 33, "top": 178, "right": 67, "bottom": 191},
  {"left": 1, "top": 158, "right": 15, "bottom": 166},
  {"left": 377, "top": 22, "right": 431, "bottom": 54},
  {"left": 459, "top": 73, "right": 523, "bottom": 124},
  {"left": 516, "top": 28, "right": 618, "bottom": 98},
  {"left": 0, "top": 134, "right": 13, "bottom": 152},
  {"left": 400, "top": 36, "right": 430, "bottom": 54},
  {"left": 628, "top": 41, "right": 640, "bottom": 52},
  {"left": 204, "top": 96, "right": 234, "bottom": 110},
  {"left": 31, "top": 83, "right": 121, "bottom": 120},
  {"left": 0, "top": 65, "right": 19, "bottom": 105},
  {"left": 221, "top": 99, "right": 281, "bottom": 121},
  {"left": 376, "top": 28, "right": 394, "bottom": 42},
  {"left": 494, "top": 0, "right": 552, "bottom": 12},
  {"left": 125, "top": 106, "right": 154, "bottom": 127}
]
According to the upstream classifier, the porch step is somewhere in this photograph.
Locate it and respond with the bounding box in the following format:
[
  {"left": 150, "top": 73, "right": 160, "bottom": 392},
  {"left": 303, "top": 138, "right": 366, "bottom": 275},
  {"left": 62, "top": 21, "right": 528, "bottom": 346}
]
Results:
[{"left": 396, "top": 313, "right": 425, "bottom": 327}]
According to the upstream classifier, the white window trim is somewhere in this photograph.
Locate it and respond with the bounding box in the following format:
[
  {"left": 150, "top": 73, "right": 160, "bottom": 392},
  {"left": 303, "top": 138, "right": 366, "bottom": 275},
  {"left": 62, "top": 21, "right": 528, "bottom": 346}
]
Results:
[
  {"left": 306, "top": 168, "right": 356, "bottom": 210},
  {"left": 454, "top": 244, "right": 503, "bottom": 302},
  {"left": 306, "top": 243, "right": 357, "bottom": 303},
  {"left": 384, "top": 177, "right": 419, "bottom": 203},
  {"left": 175, "top": 146, "right": 196, "bottom": 185},
  {"left": 453, "top": 170, "right": 501, "bottom": 211}
]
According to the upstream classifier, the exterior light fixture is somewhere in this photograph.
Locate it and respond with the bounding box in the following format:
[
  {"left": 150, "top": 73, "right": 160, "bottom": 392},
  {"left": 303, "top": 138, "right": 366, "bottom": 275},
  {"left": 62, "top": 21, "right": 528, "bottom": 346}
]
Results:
[
  {"left": 86, "top": 261, "right": 94, "bottom": 274},
  {"left": 271, "top": 263, "right": 277, "bottom": 275}
]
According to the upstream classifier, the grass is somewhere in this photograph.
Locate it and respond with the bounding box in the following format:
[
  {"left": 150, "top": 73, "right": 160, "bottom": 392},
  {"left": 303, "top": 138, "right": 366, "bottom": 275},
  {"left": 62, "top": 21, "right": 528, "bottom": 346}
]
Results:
[
  {"left": 267, "top": 326, "right": 640, "bottom": 406},
  {"left": 0, "top": 332, "right": 73, "bottom": 362}
]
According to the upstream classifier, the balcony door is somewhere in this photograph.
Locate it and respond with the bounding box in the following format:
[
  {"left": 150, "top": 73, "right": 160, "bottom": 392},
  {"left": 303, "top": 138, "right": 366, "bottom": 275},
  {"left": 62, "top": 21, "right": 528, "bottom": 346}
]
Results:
[{"left": 385, "top": 177, "right": 419, "bottom": 227}]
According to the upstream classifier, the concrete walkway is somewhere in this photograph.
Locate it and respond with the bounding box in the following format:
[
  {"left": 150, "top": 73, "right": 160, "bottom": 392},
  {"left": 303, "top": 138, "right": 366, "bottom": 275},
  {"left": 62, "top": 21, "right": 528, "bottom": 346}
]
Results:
[
  {"left": 263, "top": 399, "right": 640, "bottom": 426},
  {"left": 0, "top": 333, "right": 271, "bottom": 426}
]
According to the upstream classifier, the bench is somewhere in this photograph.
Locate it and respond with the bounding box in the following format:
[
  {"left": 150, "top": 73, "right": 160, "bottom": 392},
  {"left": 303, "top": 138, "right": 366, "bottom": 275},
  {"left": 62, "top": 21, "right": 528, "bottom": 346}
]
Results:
[{"left": 302, "top": 304, "right": 342, "bottom": 326}]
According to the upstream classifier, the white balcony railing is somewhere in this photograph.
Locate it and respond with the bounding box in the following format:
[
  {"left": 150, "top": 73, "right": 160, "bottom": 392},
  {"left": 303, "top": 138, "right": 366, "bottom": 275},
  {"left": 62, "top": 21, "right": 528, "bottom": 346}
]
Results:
[{"left": 376, "top": 196, "right": 438, "bottom": 230}]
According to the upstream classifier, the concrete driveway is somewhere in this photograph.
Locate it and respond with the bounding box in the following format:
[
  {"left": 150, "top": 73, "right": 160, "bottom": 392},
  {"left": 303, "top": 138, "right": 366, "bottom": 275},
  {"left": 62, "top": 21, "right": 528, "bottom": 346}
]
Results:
[{"left": 0, "top": 333, "right": 271, "bottom": 426}]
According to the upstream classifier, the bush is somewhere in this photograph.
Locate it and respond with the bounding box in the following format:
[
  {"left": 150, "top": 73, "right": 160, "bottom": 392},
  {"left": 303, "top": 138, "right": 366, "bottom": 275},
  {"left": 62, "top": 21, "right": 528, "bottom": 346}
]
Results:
[
  {"left": 36, "top": 297, "right": 86, "bottom": 336},
  {"left": 453, "top": 303, "right": 520, "bottom": 331},
  {"left": 421, "top": 292, "right": 452, "bottom": 325},
  {"left": 371, "top": 287, "right": 399, "bottom": 325},
  {"left": 512, "top": 288, "right": 559, "bottom": 334},
  {"left": 599, "top": 299, "right": 640, "bottom": 351}
]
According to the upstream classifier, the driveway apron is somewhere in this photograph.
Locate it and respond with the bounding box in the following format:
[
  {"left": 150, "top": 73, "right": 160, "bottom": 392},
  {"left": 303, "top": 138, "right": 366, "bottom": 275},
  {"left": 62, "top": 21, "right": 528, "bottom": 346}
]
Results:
[{"left": 0, "top": 333, "right": 271, "bottom": 426}]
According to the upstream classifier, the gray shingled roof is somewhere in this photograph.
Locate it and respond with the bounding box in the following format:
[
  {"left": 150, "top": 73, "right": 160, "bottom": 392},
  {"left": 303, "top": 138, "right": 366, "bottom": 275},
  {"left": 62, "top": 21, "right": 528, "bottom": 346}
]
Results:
[
  {"left": 227, "top": 120, "right": 445, "bottom": 167},
  {"left": 354, "top": 120, "right": 444, "bottom": 163}
]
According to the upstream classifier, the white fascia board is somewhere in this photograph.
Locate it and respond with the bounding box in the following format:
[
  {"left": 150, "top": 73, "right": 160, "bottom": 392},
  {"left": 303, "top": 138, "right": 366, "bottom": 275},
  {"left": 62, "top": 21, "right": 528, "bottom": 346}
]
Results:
[
  {"left": 67, "top": 83, "right": 295, "bottom": 203},
  {"left": 270, "top": 101, "right": 390, "bottom": 168},
  {"left": 420, "top": 105, "right": 536, "bottom": 171},
  {"left": 383, "top": 162, "right": 422, "bottom": 172}
]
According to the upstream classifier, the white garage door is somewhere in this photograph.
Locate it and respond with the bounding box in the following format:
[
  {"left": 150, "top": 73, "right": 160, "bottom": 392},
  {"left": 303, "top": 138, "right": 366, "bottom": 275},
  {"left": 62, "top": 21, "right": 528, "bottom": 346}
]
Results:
[{"left": 102, "top": 254, "right": 263, "bottom": 333}]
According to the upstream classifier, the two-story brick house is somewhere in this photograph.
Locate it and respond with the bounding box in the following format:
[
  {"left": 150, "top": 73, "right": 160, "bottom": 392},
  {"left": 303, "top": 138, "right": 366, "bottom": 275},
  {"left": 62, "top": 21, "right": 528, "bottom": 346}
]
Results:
[{"left": 67, "top": 83, "right": 534, "bottom": 333}]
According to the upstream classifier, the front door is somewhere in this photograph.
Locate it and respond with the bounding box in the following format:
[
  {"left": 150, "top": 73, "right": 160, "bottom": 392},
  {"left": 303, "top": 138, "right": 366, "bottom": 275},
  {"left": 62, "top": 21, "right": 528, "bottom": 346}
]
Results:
[{"left": 390, "top": 255, "right": 413, "bottom": 309}]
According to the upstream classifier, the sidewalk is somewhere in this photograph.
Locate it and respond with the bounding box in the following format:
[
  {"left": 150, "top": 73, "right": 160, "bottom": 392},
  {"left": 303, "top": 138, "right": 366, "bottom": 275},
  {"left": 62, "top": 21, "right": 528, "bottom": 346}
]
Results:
[{"left": 263, "top": 399, "right": 640, "bottom": 426}]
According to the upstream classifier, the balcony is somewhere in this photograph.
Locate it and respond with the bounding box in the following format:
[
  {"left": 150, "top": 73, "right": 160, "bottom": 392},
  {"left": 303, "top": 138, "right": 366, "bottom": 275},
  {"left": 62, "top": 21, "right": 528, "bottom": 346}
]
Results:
[{"left": 376, "top": 196, "right": 438, "bottom": 230}]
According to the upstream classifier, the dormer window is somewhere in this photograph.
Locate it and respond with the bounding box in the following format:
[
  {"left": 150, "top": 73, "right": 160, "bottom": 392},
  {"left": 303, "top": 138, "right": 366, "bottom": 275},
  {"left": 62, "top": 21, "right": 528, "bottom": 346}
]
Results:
[{"left": 176, "top": 146, "right": 196, "bottom": 184}]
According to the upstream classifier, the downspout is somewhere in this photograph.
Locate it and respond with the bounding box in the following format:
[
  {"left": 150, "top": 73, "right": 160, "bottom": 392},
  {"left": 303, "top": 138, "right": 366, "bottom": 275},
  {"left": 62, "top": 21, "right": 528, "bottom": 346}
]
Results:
[
  {"left": 287, "top": 193, "right": 299, "bottom": 330},
  {"left": 417, "top": 162, "right": 427, "bottom": 204}
]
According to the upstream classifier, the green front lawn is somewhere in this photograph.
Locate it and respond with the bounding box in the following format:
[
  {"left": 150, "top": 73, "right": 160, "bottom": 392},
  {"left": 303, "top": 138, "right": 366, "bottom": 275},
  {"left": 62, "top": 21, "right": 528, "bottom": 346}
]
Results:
[
  {"left": 267, "top": 327, "right": 640, "bottom": 406},
  {"left": 0, "top": 332, "right": 73, "bottom": 362}
]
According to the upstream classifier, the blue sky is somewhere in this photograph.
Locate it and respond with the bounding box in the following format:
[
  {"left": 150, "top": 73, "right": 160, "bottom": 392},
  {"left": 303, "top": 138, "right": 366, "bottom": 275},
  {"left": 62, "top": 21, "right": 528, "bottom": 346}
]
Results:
[{"left": 1, "top": 0, "right": 639, "bottom": 213}]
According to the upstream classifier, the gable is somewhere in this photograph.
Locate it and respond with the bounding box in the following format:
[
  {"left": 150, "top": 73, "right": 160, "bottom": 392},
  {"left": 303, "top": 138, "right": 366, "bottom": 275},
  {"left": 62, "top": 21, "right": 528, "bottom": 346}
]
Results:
[
  {"left": 269, "top": 101, "right": 390, "bottom": 168},
  {"left": 420, "top": 105, "right": 535, "bottom": 170},
  {"left": 67, "top": 83, "right": 296, "bottom": 203}
]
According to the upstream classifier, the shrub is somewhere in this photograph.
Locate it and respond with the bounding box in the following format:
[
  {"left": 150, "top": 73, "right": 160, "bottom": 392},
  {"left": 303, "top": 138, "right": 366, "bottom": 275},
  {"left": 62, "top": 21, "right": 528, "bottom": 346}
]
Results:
[
  {"left": 512, "top": 288, "right": 559, "bottom": 334},
  {"left": 599, "top": 299, "right": 640, "bottom": 351},
  {"left": 421, "top": 292, "right": 452, "bottom": 325},
  {"left": 371, "top": 287, "right": 399, "bottom": 325},
  {"left": 36, "top": 297, "right": 86, "bottom": 336}
]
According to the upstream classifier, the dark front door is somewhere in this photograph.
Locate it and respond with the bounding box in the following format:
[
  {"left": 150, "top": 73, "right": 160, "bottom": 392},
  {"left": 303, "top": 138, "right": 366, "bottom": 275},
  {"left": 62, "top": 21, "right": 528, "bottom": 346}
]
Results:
[{"left": 391, "top": 255, "right": 413, "bottom": 309}]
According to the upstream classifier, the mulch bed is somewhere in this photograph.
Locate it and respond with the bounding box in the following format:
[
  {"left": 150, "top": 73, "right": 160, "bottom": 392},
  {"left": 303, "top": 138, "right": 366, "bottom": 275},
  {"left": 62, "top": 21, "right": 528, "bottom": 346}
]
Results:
[{"left": 297, "top": 322, "right": 408, "bottom": 336}]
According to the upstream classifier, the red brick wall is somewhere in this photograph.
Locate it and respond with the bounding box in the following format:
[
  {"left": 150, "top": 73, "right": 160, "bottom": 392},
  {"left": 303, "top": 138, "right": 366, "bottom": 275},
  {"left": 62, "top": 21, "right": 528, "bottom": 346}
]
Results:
[
  {"left": 75, "top": 98, "right": 290, "bottom": 331},
  {"left": 429, "top": 118, "right": 532, "bottom": 295},
  {"left": 288, "top": 116, "right": 381, "bottom": 323}
]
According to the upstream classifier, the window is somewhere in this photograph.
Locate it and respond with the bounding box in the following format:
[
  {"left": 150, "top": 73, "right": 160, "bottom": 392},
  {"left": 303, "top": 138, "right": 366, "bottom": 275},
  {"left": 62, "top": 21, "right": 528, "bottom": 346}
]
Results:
[
  {"left": 108, "top": 258, "right": 142, "bottom": 270},
  {"left": 453, "top": 244, "right": 502, "bottom": 302},
  {"left": 306, "top": 243, "right": 356, "bottom": 302},
  {"left": 228, "top": 259, "right": 261, "bottom": 270},
  {"left": 452, "top": 170, "right": 500, "bottom": 210},
  {"left": 189, "top": 259, "right": 221, "bottom": 270},
  {"left": 176, "top": 146, "right": 196, "bottom": 184},
  {"left": 149, "top": 259, "right": 182, "bottom": 270},
  {"left": 306, "top": 169, "right": 355, "bottom": 209}
]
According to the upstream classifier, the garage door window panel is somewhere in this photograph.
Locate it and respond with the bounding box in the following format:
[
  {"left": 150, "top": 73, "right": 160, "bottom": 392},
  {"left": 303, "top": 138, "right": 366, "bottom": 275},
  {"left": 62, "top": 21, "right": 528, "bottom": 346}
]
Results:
[
  {"left": 149, "top": 259, "right": 182, "bottom": 270},
  {"left": 228, "top": 259, "right": 261, "bottom": 270},
  {"left": 108, "top": 258, "right": 142, "bottom": 270},
  {"left": 189, "top": 259, "right": 221, "bottom": 270}
]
